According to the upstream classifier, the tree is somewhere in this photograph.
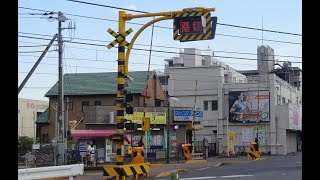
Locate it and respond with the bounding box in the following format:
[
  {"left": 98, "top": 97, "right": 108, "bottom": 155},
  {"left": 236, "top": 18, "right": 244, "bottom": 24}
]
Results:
[{"left": 18, "top": 136, "right": 33, "bottom": 152}]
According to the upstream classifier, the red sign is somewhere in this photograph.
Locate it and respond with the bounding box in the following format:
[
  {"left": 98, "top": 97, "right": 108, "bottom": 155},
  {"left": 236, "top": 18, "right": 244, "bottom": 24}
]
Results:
[{"left": 175, "top": 16, "right": 205, "bottom": 35}]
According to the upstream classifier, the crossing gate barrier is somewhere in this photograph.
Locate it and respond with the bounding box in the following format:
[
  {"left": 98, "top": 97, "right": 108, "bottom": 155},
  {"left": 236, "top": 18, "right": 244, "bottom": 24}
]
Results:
[
  {"left": 103, "top": 162, "right": 150, "bottom": 180},
  {"left": 182, "top": 144, "right": 192, "bottom": 162},
  {"left": 247, "top": 141, "right": 261, "bottom": 160}
]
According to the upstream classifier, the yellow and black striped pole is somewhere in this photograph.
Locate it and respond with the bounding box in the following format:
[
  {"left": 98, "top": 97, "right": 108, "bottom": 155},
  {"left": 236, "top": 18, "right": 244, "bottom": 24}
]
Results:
[{"left": 116, "top": 11, "right": 126, "bottom": 165}]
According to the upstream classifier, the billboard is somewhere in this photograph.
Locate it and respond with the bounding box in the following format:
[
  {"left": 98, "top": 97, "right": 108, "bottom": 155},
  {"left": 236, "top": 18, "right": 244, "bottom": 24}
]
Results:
[
  {"left": 124, "top": 112, "right": 166, "bottom": 124},
  {"left": 289, "top": 105, "right": 302, "bottom": 130},
  {"left": 242, "top": 125, "right": 266, "bottom": 145},
  {"left": 229, "top": 91, "right": 270, "bottom": 123},
  {"left": 174, "top": 109, "right": 203, "bottom": 121}
]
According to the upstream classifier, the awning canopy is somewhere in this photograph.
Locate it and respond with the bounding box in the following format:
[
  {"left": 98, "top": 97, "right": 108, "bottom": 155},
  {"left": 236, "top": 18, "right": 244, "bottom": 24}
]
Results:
[{"left": 70, "top": 129, "right": 116, "bottom": 137}]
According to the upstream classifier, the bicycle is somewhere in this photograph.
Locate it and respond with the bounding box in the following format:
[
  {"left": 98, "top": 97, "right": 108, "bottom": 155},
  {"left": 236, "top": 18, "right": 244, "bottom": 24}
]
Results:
[{"left": 235, "top": 146, "right": 246, "bottom": 156}]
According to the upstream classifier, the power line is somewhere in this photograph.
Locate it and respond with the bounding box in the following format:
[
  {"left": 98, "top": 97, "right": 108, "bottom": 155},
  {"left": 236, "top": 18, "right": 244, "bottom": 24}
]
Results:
[
  {"left": 18, "top": 13, "right": 302, "bottom": 45},
  {"left": 64, "top": 0, "right": 301, "bottom": 36},
  {"left": 18, "top": 50, "right": 56, "bottom": 53},
  {"left": 216, "top": 23, "right": 301, "bottom": 36},
  {"left": 18, "top": 32, "right": 302, "bottom": 58},
  {"left": 18, "top": 6, "right": 302, "bottom": 39},
  {"left": 19, "top": 53, "right": 257, "bottom": 68},
  {"left": 19, "top": 44, "right": 58, "bottom": 47},
  {"left": 18, "top": 36, "right": 302, "bottom": 64},
  {"left": 19, "top": 72, "right": 58, "bottom": 75},
  {"left": 65, "top": 0, "right": 148, "bottom": 13}
]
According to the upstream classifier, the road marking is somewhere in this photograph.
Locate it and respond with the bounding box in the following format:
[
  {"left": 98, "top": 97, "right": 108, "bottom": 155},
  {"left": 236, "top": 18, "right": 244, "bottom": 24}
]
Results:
[
  {"left": 221, "top": 175, "right": 254, "bottom": 178},
  {"left": 180, "top": 176, "right": 217, "bottom": 180},
  {"left": 196, "top": 167, "right": 210, "bottom": 171},
  {"left": 294, "top": 162, "right": 302, "bottom": 164}
]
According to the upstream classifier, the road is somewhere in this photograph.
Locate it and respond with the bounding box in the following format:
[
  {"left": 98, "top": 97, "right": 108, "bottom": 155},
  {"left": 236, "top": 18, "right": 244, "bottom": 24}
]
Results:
[{"left": 176, "top": 153, "right": 302, "bottom": 180}]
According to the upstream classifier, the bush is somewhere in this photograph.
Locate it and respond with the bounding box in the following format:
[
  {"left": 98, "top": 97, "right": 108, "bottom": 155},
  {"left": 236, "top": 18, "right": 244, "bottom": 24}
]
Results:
[{"left": 18, "top": 136, "right": 33, "bottom": 152}]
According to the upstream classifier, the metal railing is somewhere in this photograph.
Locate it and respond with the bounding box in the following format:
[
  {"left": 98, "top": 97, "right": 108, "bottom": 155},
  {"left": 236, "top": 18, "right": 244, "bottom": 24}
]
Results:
[{"left": 18, "top": 164, "right": 84, "bottom": 180}]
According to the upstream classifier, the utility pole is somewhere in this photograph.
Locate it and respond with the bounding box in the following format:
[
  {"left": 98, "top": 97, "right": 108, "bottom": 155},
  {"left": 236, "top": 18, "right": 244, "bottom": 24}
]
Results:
[
  {"left": 65, "top": 97, "right": 69, "bottom": 151},
  {"left": 57, "top": 11, "right": 67, "bottom": 165},
  {"left": 192, "top": 80, "right": 198, "bottom": 153}
]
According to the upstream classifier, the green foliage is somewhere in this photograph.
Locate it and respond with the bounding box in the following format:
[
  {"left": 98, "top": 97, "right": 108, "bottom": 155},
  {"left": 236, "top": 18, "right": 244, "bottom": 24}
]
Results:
[{"left": 18, "top": 136, "right": 33, "bottom": 151}]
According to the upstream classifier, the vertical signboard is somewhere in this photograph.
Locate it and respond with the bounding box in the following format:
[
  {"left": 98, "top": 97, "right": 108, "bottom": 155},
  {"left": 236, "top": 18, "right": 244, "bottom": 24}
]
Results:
[{"left": 227, "top": 131, "right": 236, "bottom": 155}]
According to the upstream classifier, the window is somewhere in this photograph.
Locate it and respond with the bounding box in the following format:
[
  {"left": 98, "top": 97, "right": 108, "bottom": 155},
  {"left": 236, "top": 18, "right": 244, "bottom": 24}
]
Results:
[
  {"left": 282, "top": 97, "right": 286, "bottom": 104},
  {"left": 94, "top": 101, "right": 101, "bottom": 106},
  {"left": 41, "top": 134, "right": 49, "bottom": 144},
  {"left": 211, "top": 100, "right": 218, "bottom": 111},
  {"left": 159, "top": 76, "right": 169, "bottom": 85},
  {"left": 277, "top": 95, "right": 281, "bottom": 105},
  {"left": 293, "top": 71, "right": 300, "bottom": 76},
  {"left": 155, "top": 99, "right": 161, "bottom": 107},
  {"left": 67, "top": 100, "right": 73, "bottom": 110},
  {"left": 82, "top": 101, "right": 89, "bottom": 112},
  {"left": 204, "top": 101, "right": 209, "bottom": 111}
]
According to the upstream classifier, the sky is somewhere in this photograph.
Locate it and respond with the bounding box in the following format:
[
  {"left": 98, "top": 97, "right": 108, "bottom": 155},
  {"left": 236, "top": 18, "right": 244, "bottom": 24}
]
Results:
[{"left": 18, "top": 0, "right": 302, "bottom": 101}]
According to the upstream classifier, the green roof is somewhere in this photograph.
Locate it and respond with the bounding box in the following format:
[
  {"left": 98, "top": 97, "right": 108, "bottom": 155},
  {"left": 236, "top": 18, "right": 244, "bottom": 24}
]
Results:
[
  {"left": 45, "top": 71, "right": 154, "bottom": 97},
  {"left": 36, "top": 108, "right": 49, "bottom": 124}
]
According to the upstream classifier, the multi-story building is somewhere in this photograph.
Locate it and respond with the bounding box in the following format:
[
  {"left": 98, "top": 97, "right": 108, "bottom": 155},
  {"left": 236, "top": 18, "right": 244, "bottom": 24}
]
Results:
[
  {"left": 159, "top": 46, "right": 302, "bottom": 155},
  {"left": 37, "top": 71, "right": 168, "bottom": 161},
  {"left": 18, "top": 98, "right": 49, "bottom": 141}
]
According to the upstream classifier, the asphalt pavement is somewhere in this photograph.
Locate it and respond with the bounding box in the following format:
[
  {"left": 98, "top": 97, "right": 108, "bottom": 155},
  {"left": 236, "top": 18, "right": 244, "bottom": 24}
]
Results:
[{"left": 74, "top": 153, "right": 302, "bottom": 180}]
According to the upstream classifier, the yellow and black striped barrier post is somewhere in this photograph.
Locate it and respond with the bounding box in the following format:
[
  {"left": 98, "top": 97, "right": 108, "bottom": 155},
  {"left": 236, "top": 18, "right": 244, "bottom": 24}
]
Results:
[
  {"left": 103, "top": 162, "right": 150, "bottom": 180},
  {"left": 247, "top": 141, "right": 261, "bottom": 160}
]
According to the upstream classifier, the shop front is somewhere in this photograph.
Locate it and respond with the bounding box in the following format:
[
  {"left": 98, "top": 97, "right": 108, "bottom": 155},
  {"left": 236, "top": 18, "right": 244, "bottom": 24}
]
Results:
[
  {"left": 124, "top": 111, "right": 167, "bottom": 158},
  {"left": 70, "top": 129, "right": 116, "bottom": 163}
]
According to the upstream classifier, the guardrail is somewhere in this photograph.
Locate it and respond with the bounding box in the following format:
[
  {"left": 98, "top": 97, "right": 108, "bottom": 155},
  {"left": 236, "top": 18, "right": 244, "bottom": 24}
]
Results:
[{"left": 18, "top": 164, "right": 84, "bottom": 180}]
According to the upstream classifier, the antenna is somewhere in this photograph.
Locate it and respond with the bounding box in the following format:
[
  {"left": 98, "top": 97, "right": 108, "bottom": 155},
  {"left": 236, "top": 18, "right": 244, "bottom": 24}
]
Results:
[{"left": 262, "top": 16, "right": 264, "bottom": 46}]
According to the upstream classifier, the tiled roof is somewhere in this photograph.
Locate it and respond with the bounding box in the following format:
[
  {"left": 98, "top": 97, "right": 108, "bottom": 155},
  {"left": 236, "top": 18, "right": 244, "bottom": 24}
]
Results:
[
  {"left": 35, "top": 108, "right": 49, "bottom": 124},
  {"left": 45, "top": 71, "right": 154, "bottom": 97}
]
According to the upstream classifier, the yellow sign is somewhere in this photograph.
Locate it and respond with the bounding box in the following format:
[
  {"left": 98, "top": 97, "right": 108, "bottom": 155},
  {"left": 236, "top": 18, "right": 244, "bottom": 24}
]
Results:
[
  {"left": 227, "top": 131, "right": 236, "bottom": 156},
  {"left": 124, "top": 112, "right": 166, "bottom": 124}
]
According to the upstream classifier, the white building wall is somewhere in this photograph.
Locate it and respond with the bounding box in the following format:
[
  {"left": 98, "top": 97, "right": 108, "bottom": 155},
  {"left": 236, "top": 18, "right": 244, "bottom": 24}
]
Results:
[
  {"left": 162, "top": 48, "right": 302, "bottom": 155},
  {"left": 18, "top": 98, "right": 49, "bottom": 138}
]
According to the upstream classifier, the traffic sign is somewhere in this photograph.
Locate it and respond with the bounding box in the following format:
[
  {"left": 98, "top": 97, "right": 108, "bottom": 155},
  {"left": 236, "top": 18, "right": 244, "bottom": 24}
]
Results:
[{"left": 173, "top": 11, "right": 212, "bottom": 41}]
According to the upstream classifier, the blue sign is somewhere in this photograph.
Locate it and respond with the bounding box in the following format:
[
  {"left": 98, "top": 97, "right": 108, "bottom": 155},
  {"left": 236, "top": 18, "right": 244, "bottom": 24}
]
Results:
[{"left": 174, "top": 109, "right": 203, "bottom": 121}]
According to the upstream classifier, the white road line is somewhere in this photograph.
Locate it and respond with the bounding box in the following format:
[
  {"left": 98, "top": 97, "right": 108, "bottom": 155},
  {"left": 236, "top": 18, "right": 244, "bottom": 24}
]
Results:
[
  {"left": 180, "top": 176, "right": 217, "bottom": 180},
  {"left": 221, "top": 175, "right": 254, "bottom": 178},
  {"left": 196, "top": 167, "right": 210, "bottom": 171}
]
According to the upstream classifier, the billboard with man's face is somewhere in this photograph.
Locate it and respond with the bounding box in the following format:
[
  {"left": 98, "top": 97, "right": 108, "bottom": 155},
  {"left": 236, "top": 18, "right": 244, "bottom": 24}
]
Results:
[{"left": 229, "top": 91, "right": 270, "bottom": 123}]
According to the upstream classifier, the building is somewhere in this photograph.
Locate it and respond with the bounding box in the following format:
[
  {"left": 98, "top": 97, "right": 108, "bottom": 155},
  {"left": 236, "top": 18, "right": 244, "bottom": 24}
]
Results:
[
  {"left": 159, "top": 46, "right": 302, "bottom": 155},
  {"left": 37, "top": 71, "right": 168, "bottom": 161},
  {"left": 18, "top": 98, "right": 49, "bottom": 141}
]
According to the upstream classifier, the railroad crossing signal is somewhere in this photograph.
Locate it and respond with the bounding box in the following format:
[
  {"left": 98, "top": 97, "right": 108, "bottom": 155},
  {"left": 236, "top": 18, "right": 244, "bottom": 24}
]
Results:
[
  {"left": 173, "top": 11, "right": 217, "bottom": 42},
  {"left": 106, "top": 28, "right": 133, "bottom": 49}
]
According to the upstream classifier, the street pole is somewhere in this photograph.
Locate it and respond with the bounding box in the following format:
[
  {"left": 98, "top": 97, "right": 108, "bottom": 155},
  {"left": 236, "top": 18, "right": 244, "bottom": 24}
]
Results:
[
  {"left": 192, "top": 80, "right": 198, "bottom": 153},
  {"left": 57, "top": 11, "right": 66, "bottom": 165},
  {"left": 33, "top": 111, "right": 36, "bottom": 144},
  {"left": 115, "top": 11, "right": 126, "bottom": 165},
  {"left": 65, "top": 97, "right": 69, "bottom": 150},
  {"left": 166, "top": 97, "right": 170, "bottom": 163}
]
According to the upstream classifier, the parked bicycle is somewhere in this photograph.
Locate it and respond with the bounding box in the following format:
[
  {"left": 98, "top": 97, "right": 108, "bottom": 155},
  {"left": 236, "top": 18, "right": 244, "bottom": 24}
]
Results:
[{"left": 235, "top": 146, "right": 246, "bottom": 156}]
